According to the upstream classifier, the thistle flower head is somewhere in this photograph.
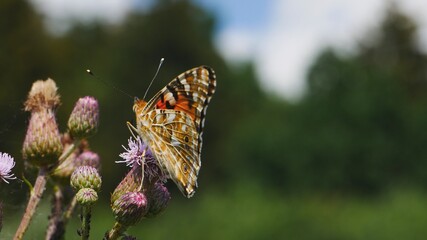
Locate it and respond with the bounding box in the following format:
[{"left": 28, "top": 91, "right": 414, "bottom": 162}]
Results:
[
  {"left": 70, "top": 166, "right": 102, "bottom": 191},
  {"left": 23, "top": 79, "right": 63, "bottom": 167},
  {"left": 112, "top": 192, "right": 147, "bottom": 226},
  {"left": 0, "top": 153, "right": 16, "bottom": 184},
  {"left": 145, "top": 182, "right": 170, "bottom": 218},
  {"left": 111, "top": 164, "right": 143, "bottom": 204},
  {"left": 117, "top": 137, "right": 145, "bottom": 167},
  {"left": 117, "top": 137, "right": 165, "bottom": 182},
  {"left": 76, "top": 151, "right": 100, "bottom": 170},
  {"left": 68, "top": 96, "right": 99, "bottom": 139},
  {"left": 24, "top": 78, "right": 60, "bottom": 112},
  {"left": 76, "top": 188, "right": 98, "bottom": 206}
]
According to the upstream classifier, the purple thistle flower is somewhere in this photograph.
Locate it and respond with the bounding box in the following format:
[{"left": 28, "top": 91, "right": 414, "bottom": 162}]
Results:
[
  {"left": 117, "top": 137, "right": 145, "bottom": 167},
  {"left": 0, "top": 152, "right": 16, "bottom": 183},
  {"left": 117, "top": 137, "right": 165, "bottom": 182}
]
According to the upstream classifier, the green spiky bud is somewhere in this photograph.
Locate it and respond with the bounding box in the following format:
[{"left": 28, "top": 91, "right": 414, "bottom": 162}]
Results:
[
  {"left": 68, "top": 96, "right": 99, "bottom": 139},
  {"left": 70, "top": 166, "right": 101, "bottom": 191},
  {"left": 22, "top": 79, "right": 63, "bottom": 167},
  {"left": 76, "top": 188, "right": 98, "bottom": 206},
  {"left": 112, "top": 192, "right": 147, "bottom": 226}
]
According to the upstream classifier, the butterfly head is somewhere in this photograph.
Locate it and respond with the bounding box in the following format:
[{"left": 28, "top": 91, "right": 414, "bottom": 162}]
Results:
[{"left": 133, "top": 97, "right": 147, "bottom": 116}]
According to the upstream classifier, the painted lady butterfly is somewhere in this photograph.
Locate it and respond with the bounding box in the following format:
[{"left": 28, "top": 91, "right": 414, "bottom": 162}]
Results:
[{"left": 131, "top": 66, "right": 216, "bottom": 198}]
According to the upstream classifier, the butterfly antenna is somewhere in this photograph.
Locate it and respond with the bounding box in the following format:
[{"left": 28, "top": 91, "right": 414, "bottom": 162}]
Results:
[
  {"left": 86, "top": 69, "right": 133, "bottom": 99},
  {"left": 143, "top": 58, "right": 165, "bottom": 100}
]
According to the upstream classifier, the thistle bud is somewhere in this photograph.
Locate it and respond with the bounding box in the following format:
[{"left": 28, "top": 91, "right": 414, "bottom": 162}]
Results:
[
  {"left": 111, "top": 165, "right": 143, "bottom": 204},
  {"left": 68, "top": 96, "right": 99, "bottom": 139},
  {"left": 112, "top": 192, "right": 147, "bottom": 226},
  {"left": 22, "top": 79, "right": 63, "bottom": 167},
  {"left": 76, "top": 188, "right": 98, "bottom": 206},
  {"left": 70, "top": 166, "right": 102, "bottom": 191},
  {"left": 145, "top": 182, "right": 170, "bottom": 218},
  {"left": 76, "top": 151, "right": 100, "bottom": 170},
  {"left": 51, "top": 148, "right": 78, "bottom": 182},
  {"left": 52, "top": 135, "right": 91, "bottom": 183}
]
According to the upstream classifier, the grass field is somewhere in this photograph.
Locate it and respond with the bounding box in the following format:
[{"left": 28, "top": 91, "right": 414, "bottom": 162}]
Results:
[{"left": 3, "top": 185, "right": 427, "bottom": 240}]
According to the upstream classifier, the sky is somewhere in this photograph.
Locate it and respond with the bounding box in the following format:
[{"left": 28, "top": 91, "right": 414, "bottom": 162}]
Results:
[{"left": 29, "top": 0, "right": 427, "bottom": 100}]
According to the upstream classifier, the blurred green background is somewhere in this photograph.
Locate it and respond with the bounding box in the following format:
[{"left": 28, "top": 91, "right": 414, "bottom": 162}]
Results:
[{"left": 2, "top": 0, "right": 427, "bottom": 239}]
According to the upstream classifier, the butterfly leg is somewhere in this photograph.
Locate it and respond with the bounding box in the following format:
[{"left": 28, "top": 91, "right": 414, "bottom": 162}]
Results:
[
  {"left": 137, "top": 148, "right": 146, "bottom": 191},
  {"left": 126, "top": 121, "right": 139, "bottom": 140}
]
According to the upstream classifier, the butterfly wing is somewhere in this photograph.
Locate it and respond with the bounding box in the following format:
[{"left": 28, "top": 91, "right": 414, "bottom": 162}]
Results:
[
  {"left": 135, "top": 66, "right": 216, "bottom": 197},
  {"left": 144, "top": 65, "right": 216, "bottom": 132},
  {"left": 140, "top": 109, "right": 200, "bottom": 197}
]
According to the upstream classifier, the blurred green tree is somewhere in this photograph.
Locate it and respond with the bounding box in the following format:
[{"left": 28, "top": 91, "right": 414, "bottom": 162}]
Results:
[
  {"left": 280, "top": 4, "right": 427, "bottom": 193},
  {"left": 0, "top": 0, "right": 54, "bottom": 151}
]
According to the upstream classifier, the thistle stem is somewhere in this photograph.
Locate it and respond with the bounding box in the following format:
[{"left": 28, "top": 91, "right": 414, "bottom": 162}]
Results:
[
  {"left": 105, "top": 222, "right": 128, "bottom": 240},
  {"left": 80, "top": 206, "right": 92, "bottom": 240},
  {"left": 45, "top": 185, "right": 64, "bottom": 240},
  {"left": 13, "top": 167, "right": 48, "bottom": 240},
  {"left": 63, "top": 195, "right": 77, "bottom": 223},
  {"left": 58, "top": 140, "right": 80, "bottom": 164}
]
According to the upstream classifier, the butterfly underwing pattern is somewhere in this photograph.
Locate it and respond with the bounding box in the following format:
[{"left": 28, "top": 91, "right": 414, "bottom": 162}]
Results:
[{"left": 132, "top": 66, "right": 216, "bottom": 198}]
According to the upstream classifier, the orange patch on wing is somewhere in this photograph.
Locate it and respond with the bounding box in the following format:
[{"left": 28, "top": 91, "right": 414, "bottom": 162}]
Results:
[
  {"left": 155, "top": 100, "right": 167, "bottom": 109},
  {"left": 155, "top": 94, "right": 197, "bottom": 121},
  {"left": 175, "top": 102, "right": 196, "bottom": 120}
]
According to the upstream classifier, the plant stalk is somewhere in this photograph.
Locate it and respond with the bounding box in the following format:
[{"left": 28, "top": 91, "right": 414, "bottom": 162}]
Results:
[
  {"left": 80, "top": 206, "right": 92, "bottom": 240},
  {"left": 13, "top": 167, "right": 48, "bottom": 240},
  {"left": 45, "top": 186, "right": 64, "bottom": 240},
  {"left": 104, "top": 222, "right": 128, "bottom": 240}
]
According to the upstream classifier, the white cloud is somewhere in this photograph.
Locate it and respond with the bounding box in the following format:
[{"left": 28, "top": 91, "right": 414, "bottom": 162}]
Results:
[
  {"left": 217, "top": 0, "right": 427, "bottom": 100},
  {"left": 397, "top": 0, "right": 427, "bottom": 52},
  {"left": 28, "top": 0, "right": 427, "bottom": 99},
  {"left": 216, "top": 29, "right": 257, "bottom": 62},
  {"left": 30, "top": 0, "right": 136, "bottom": 33},
  {"left": 255, "top": 0, "right": 387, "bottom": 100}
]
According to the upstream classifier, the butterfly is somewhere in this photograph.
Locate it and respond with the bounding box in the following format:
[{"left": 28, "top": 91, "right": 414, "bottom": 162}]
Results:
[{"left": 130, "top": 66, "right": 216, "bottom": 198}]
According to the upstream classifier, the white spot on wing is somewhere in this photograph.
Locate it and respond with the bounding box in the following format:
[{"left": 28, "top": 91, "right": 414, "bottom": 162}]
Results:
[
  {"left": 155, "top": 114, "right": 162, "bottom": 123},
  {"left": 171, "top": 138, "right": 180, "bottom": 147},
  {"left": 184, "top": 84, "right": 190, "bottom": 91},
  {"left": 167, "top": 113, "right": 176, "bottom": 123},
  {"left": 165, "top": 92, "right": 176, "bottom": 105}
]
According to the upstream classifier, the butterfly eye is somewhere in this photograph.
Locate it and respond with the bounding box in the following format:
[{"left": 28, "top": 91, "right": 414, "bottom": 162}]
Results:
[{"left": 184, "top": 136, "right": 189, "bottom": 143}]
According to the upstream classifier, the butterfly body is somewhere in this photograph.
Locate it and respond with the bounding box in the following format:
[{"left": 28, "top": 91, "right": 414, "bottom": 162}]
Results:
[{"left": 133, "top": 66, "right": 216, "bottom": 198}]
